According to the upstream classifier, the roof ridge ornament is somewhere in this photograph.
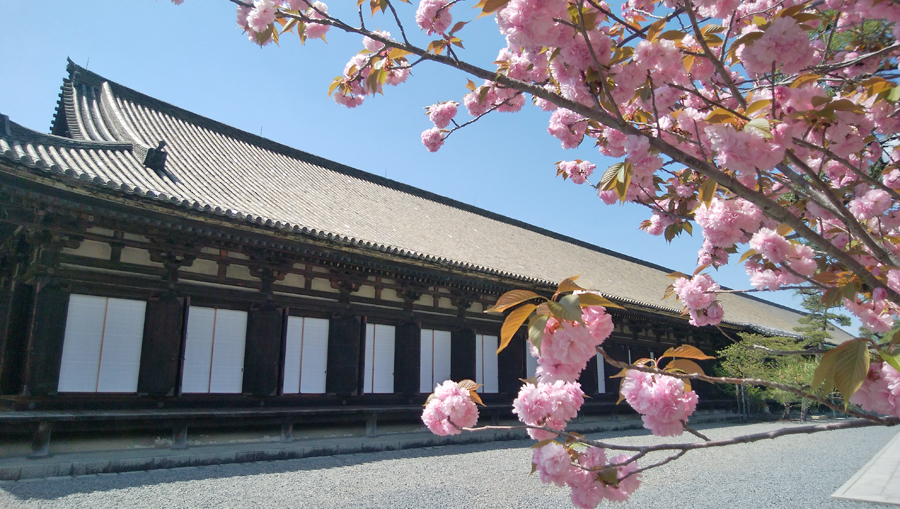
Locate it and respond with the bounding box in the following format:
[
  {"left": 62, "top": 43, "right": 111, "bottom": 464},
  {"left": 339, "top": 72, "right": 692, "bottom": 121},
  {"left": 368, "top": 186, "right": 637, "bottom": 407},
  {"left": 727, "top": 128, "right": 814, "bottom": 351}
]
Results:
[{"left": 141, "top": 140, "right": 181, "bottom": 184}]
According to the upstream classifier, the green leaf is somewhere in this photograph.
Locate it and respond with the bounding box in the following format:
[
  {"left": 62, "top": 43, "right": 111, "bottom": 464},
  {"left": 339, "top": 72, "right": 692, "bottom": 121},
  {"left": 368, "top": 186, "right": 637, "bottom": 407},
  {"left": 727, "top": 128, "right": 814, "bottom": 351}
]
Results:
[
  {"left": 888, "top": 86, "right": 900, "bottom": 103},
  {"left": 600, "top": 162, "right": 624, "bottom": 190},
  {"left": 745, "top": 118, "right": 773, "bottom": 139},
  {"left": 548, "top": 295, "right": 583, "bottom": 324},
  {"left": 486, "top": 289, "right": 542, "bottom": 313},
  {"left": 886, "top": 328, "right": 900, "bottom": 347},
  {"left": 879, "top": 349, "right": 900, "bottom": 374},
  {"left": 597, "top": 467, "right": 620, "bottom": 486},
  {"left": 831, "top": 339, "right": 870, "bottom": 400},
  {"left": 528, "top": 314, "right": 550, "bottom": 353},
  {"left": 499, "top": 304, "right": 536, "bottom": 354}
]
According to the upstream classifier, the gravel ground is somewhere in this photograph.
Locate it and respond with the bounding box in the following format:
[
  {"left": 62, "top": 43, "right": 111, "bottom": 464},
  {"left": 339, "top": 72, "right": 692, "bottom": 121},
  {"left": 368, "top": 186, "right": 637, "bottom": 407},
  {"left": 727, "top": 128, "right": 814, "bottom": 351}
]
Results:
[{"left": 0, "top": 420, "right": 895, "bottom": 509}]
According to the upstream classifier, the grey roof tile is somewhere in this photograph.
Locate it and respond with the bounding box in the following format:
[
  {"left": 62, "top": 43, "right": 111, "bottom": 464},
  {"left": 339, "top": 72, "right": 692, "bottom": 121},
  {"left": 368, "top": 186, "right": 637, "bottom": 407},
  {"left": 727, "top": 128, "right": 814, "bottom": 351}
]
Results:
[{"left": 0, "top": 62, "right": 850, "bottom": 342}]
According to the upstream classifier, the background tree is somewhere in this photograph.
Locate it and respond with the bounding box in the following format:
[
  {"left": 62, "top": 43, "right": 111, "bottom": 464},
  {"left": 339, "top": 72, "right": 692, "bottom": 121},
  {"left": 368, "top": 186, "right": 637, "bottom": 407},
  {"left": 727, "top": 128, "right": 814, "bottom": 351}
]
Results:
[{"left": 793, "top": 288, "right": 851, "bottom": 348}]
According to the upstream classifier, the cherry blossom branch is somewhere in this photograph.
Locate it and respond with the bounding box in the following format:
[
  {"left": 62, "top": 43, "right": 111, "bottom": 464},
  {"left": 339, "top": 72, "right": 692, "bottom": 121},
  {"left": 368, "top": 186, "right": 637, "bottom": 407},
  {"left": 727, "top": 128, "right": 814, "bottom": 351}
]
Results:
[
  {"left": 442, "top": 91, "right": 524, "bottom": 141},
  {"left": 810, "top": 42, "right": 900, "bottom": 74},
  {"left": 682, "top": 421, "right": 711, "bottom": 441},
  {"left": 271, "top": 6, "right": 893, "bottom": 301},
  {"left": 622, "top": 450, "right": 687, "bottom": 479},
  {"left": 747, "top": 344, "right": 828, "bottom": 355},
  {"left": 383, "top": 0, "right": 410, "bottom": 45},
  {"left": 684, "top": 0, "right": 747, "bottom": 109},
  {"left": 599, "top": 349, "right": 900, "bottom": 426},
  {"left": 791, "top": 137, "right": 900, "bottom": 201},
  {"left": 783, "top": 152, "right": 900, "bottom": 268}
]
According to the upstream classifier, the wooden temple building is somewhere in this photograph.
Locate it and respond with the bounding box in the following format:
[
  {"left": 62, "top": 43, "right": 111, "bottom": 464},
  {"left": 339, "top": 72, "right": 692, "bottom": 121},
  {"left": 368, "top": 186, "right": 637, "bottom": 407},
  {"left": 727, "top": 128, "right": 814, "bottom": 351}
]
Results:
[{"left": 0, "top": 61, "right": 823, "bottom": 454}]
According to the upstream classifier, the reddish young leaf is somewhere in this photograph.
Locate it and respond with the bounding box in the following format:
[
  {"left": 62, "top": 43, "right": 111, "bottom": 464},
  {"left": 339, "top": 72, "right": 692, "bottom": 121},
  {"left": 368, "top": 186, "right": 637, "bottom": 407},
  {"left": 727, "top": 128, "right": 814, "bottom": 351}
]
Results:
[
  {"left": 576, "top": 292, "right": 625, "bottom": 310},
  {"left": 498, "top": 303, "right": 536, "bottom": 354},
  {"left": 485, "top": 289, "right": 542, "bottom": 313},
  {"left": 665, "top": 358, "right": 706, "bottom": 376},
  {"left": 660, "top": 345, "right": 715, "bottom": 360}
]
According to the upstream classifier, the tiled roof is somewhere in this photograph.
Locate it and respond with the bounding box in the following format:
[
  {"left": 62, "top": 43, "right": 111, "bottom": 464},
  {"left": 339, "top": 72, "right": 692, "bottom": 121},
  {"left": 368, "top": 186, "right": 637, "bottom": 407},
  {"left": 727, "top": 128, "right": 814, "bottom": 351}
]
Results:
[{"left": 0, "top": 61, "right": 848, "bottom": 341}]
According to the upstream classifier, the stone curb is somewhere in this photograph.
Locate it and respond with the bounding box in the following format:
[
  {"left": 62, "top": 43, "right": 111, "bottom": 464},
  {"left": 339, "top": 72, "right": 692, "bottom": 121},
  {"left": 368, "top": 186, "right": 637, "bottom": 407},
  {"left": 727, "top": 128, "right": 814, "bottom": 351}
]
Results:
[{"left": 0, "top": 413, "right": 739, "bottom": 481}]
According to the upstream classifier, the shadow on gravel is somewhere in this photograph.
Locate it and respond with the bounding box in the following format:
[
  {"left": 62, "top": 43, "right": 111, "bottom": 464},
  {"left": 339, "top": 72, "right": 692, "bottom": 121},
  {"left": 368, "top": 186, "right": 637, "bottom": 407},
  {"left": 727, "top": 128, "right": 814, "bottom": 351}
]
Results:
[{"left": 0, "top": 420, "right": 744, "bottom": 503}]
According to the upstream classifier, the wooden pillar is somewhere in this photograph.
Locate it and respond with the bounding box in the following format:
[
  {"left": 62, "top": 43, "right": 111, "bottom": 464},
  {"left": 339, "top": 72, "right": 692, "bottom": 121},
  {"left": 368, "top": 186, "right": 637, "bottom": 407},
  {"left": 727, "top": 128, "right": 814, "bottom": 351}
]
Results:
[
  {"left": 450, "top": 327, "right": 476, "bottom": 383},
  {"left": 326, "top": 314, "right": 361, "bottom": 396},
  {"left": 0, "top": 280, "right": 33, "bottom": 395},
  {"left": 242, "top": 304, "right": 284, "bottom": 397},
  {"left": 394, "top": 321, "right": 421, "bottom": 396},
  {"left": 22, "top": 280, "right": 69, "bottom": 396},
  {"left": 138, "top": 294, "right": 186, "bottom": 396},
  {"left": 498, "top": 329, "right": 526, "bottom": 395}
]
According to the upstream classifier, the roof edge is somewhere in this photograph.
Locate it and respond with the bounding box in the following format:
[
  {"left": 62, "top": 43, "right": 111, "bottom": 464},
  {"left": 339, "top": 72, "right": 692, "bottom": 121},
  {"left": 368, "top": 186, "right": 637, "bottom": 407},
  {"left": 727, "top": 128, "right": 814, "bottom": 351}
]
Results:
[{"left": 60, "top": 61, "right": 810, "bottom": 323}]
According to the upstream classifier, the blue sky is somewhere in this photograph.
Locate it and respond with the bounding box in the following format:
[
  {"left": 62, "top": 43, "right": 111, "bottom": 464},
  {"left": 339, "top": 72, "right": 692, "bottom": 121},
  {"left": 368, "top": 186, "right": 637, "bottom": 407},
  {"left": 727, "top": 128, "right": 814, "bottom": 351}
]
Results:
[{"left": 0, "top": 1, "right": 843, "bottom": 330}]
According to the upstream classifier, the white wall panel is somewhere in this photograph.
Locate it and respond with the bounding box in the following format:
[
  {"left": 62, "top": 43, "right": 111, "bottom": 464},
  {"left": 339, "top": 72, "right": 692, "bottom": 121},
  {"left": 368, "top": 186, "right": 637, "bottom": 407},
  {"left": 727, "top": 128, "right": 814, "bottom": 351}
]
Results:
[
  {"left": 433, "top": 331, "right": 451, "bottom": 388},
  {"left": 364, "top": 324, "right": 395, "bottom": 393},
  {"left": 181, "top": 307, "right": 216, "bottom": 393},
  {"left": 596, "top": 353, "right": 606, "bottom": 394},
  {"left": 363, "top": 324, "right": 376, "bottom": 393},
  {"left": 299, "top": 317, "right": 329, "bottom": 394},
  {"left": 282, "top": 316, "right": 304, "bottom": 394},
  {"left": 476, "top": 334, "right": 499, "bottom": 393},
  {"left": 58, "top": 295, "right": 107, "bottom": 392},
  {"left": 209, "top": 309, "right": 247, "bottom": 394},
  {"left": 95, "top": 298, "right": 145, "bottom": 392},
  {"left": 419, "top": 329, "right": 451, "bottom": 393},
  {"left": 526, "top": 347, "right": 538, "bottom": 378},
  {"left": 419, "top": 330, "right": 434, "bottom": 393}
]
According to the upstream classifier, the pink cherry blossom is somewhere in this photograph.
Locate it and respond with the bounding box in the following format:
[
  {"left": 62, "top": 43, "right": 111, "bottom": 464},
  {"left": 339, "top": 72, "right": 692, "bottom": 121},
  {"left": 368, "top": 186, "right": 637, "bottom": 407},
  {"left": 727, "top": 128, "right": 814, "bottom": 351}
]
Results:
[
  {"left": 363, "top": 30, "right": 390, "bottom": 52},
  {"left": 421, "top": 380, "right": 479, "bottom": 435},
  {"left": 749, "top": 228, "right": 793, "bottom": 264},
  {"left": 428, "top": 101, "right": 458, "bottom": 129},
  {"left": 850, "top": 361, "right": 900, "bottom": 417},
  {"left": 548, "top": 109, "right": 586, "bottom": 149},
  {"left": 559, "top": 160, "right": 596, "bottom": 185},
  {"left": 533, "top": 442, "right": 575, "bottom": 487},
  {"left": 738, "top": 16, "right": 816, "bottom": 75},
  {"left": 621, "top": 370, "right": 698, "bottom": 436},
  {"left": 421, "top": 127, "right": 445, "bottom": 152},
  {"left": 512, "top": 380, "right": 585, "bottom": 440},
  {"left": 303, "top": 2, "right": 331, "bottom": 40},
  {"left": 416, "top": 0, "right": 453, "bottom": 35},
  {"left": 247, "top": 0, "right": 277, "bottom": 33},
  {"left": 673, "top": 274, "right": 719, "bottom": 311}
]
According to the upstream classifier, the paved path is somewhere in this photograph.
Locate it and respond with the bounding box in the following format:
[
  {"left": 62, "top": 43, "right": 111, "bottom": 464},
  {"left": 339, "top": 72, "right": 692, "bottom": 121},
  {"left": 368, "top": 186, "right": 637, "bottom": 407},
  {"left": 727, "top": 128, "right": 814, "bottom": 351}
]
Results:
[
  {"left": 833, "top": 427, "right": 900, "bottom": 505},
  {"left": 0, "top": 420, "right": 894, "bottom": 508}
]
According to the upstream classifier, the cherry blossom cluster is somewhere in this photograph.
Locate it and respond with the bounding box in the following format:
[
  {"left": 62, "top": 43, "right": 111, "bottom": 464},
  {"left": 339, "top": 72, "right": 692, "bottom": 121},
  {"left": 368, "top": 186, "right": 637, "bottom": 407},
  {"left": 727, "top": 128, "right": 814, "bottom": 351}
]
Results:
[
  {"left": 532, "top": 442, "right": 642, "bottom": 509},
  {"left": 531, "top": 306, "right": 614, "bottom": 382},
  {"left": 421, "top": 380, "right": 479, "bottom": 435},
  {"left": 849, "top": 360, "right": 900, "bottom": 418},
  {"left": 620, "top": 369, "right": 699, "bottom": 436},
  {"left": 513, "top": 380, "right": 585, "bottom": 440},
  {"left": 672, "top": 274, "right": 723, "bottom": 327}
]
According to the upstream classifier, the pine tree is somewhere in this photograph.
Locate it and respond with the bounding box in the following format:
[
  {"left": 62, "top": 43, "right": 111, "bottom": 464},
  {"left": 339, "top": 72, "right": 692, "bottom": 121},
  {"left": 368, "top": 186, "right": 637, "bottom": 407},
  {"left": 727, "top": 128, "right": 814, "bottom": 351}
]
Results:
[{"left": 794, "top": 289, "right": 851, "bottom": 348}]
